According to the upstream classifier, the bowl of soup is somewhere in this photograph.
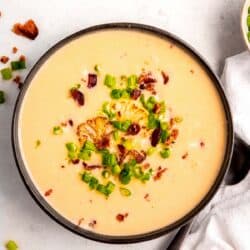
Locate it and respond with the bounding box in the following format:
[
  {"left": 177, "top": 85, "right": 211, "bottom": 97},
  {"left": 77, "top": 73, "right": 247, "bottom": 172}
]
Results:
[{"left": 12, "top": 23, "right": 234, "bottom": 243}]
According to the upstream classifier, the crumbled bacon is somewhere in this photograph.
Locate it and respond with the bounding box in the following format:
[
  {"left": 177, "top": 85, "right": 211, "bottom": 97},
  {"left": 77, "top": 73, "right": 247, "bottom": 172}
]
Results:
[
  {"left": 117, "top": 144, "right": 127, "bottom": 164},
  {"left": 182, "top": 152, "right": 188, "bottom": 159},
  {"left": 138, "top": 72, "right": 157, "bottom": 94},
  {"left": 19, "top": 55, "right": 26, "bottom": 61},
  {"left": 68, "top": 119, "right": 74, "bottom": 126},
  {"left": 200, "top": 140, "right": 205, "bottom": 148},
  {"left": 129, "top": 150, "right": 146, "bottom": 163},
  {"left": 0, "top": 56, "right": 9, "bottom": 64},
  {"left": 71, "top": 159, "right": 80, "bottom": 164},
  {"left": 144, "top": 193, "right": 150, "bottom": 201},
  {"left": 88, "top": 220, "right": 97, "bottom": 228},
  {"left": 169, "top": 118, "right": 175, "bottom": 128},
  {"left": 12, "top": 47, "right": 18, "bottom": 54},
  {"left": 83, "top": 165, "right": 102, "bottom": 170},
  {"left": 44, "top": 189, "right": 53, "bottom": 196},
  {"left": 154, "top": 167, "right": 167, "bottom": 181},
  {"left": 117, "top": 111, "right": 121, "bottom": 117},
  {"left": 13, "top": 75, "right": 21, "bottom": 84},
  {"left": 116, "top": 213, "right": 128, "bottom": 222},
  {"left": 151, "top": 127, "right": 162, "bottom": 147},
  {"left": 70, "top": 89, "right": 84, "bottom": 106},
  {"left": 142, "top": 163, "right": 150, "bottom": 169},
  {"left": 127, "top": 123, "right": 140, "bottom": 135},
  {"left": 152, "top": 103, "right": 161, "bottom": 114},
  {"left": 165, "top": 129, "right": 179, "bottom": 145},
  {"left": 12, "top": 19, "right": 39, "bottom": 40},
  {"left": 61, "top": 165, "right": 65, "bottom": 169},
  {"left": 77, "top": 218, "right": 84, "bottom": 226},
  {"left": 82, "top": 162, "right": 87, "bottom": 168},
  {"left": 95, "top": 137, "right": 110, "bottom": 150},
  {"left": 130, "top": 89, "right": 141, "bottom": 100},
  {"left": 171, "top": 129, "right": 179, "bottom": 140},
  {"left": 161, "top": 71, "right": 169, "bottom": 84},
  {"left": 87, "top": 73, "right": 97, "bottom": 88}
]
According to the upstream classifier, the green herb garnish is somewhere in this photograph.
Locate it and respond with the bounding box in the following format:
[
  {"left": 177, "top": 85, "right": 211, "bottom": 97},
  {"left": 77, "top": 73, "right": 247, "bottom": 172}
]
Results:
[
  {"left": 110, "top": 89, "right": 123, "bottom": 99},
  {"left": 112, "top": 164, "right": 121, "bottom": 175},
  {"left": 119, "top": 187, "right": 131, "bottom": 197},
  {"left": 53, "top": 126, "right": 63, "bottom": 135},
  {"left": 5, "top": 240, "right": 18, "bottom": 250},
  {"left": 102, "top": 170, "right": 111, "bottom": 179},
  {"left": 104, "top": 74, "right": 116, "bottom": 88},
  {"left": 66, "top": 142, "right": 79, "bottom": 160},
  {"left": 1, "top": 68, "right": 12, "bottom": 80},
  {"left": 160, "top": 148, "right": 171, "bottom": 159},
  {"left": 0, "top": 90, "right": 5, "bottom": 104},
  {"left": 102, "top": 102, "right": 115, "bottom": 120},
  {"left": 113, "top": 130, "right": 119, "bottom": 141},
  {"left": 11, "top": 60, "right": 26, "bottom": 70},
  {"left": 147, "top": 113, "right": 159, "bottom": 129},
  {"left": 112, "top": 120, "right": 131, "bottom": 131},
  {"left": 82, "top": 172, "right": 92, "bottom": 183},
  {"left": 102, "top": 151, "right": 117, "bottom": 167},
  {"left": 127, "top": 74, "right": 138, "bottom": 89}
]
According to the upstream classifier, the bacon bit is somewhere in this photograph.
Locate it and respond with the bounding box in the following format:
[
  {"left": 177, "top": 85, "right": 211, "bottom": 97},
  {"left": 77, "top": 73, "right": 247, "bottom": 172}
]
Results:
[
  {"left": 182, "top": 152, "right": 188, "bottom": 159},
  {"left": 151, "top": 127, "right": 162, "bottom": 147},
  {"left": 129, "top": 150, "right": 146, "bottom": 163},
  {"left": 83, "top": 165, "right": 102, "bottom": 170},
  {"left": 88, "top": 219, "right": 97, "bottom": 228},
  {"left": 130, "top": 89, "right": 141, "bottom": 100},
  {"left": 161, "top": 71, "right": 169, "bottom": 84},
  {"left": 61, "top": 165, "right": 65, "bottom": 169},
  {"left": 12, "top": 19, "right": 39, "bottom": 40},
  {"left": 138, "top": 72, "right": 156, "bottom": 84},
  {"left": 12, "top": 47, "right": 18, "bottom": 54},
  {"left": 44, "top": 189, "right": 53, "bottom": 196},
  {"left": 13, "top": 75, "right": 21, "bottom": 84},
  {"left": 117, "top": 111, "right": 121, "bottom": 117},
  {"left": 170, "top": 118, "right": 175, "bottom": 128},
  {"left": 68, "top": 119, "right": 74, "bottom": 126},
  {"left": 70, "top": 89, "right": 84, "bottom": 106},
  {"left": 154, "top": 167, "right": 167, "bottom": 181},
  {"left": 152, "top": 103, "right": 161, "bottom": 114},
  {"left": 190, "top": 69, "right": 194, "bottom": 74},
  {"left": 116, "top": 213, "right": 128, "bottom": 222},
  {"left": 144, "top": 193, "right": 150, "bottom": 201},
  {"left": 117, "top": 144, "right": 127, "bottom": 164},
  {"left": 71, "top": 159, "right": 80, "bottom": 164},
  {"left": 200, "top": 141, "right": 205, "bottom": 148},
  {"left": 95, "top": 137, "right": 110, "bottom": 150},
  {"left": 77, "top": 218, "right": 84, "bottom": 226},
  {"left": 82, "top": 162, "right": 87, "bottom": 168},
  {"left": 0, "top": 56, "right": 9, "bottom": 64},
  {"left": 87, "top": 73, "right": 97, "bottom": 88},
  {"left": 172, "top": 129, "right": 179, "bottom": 140},
  {"left": 127, "top": 123, "right": 140, "bottom": 135},
  {"left": 19, "top": 55, "right": 26, "bottom": 61},
  {"left": 142, "top": 163, "right": 150, "bottom": 169}
]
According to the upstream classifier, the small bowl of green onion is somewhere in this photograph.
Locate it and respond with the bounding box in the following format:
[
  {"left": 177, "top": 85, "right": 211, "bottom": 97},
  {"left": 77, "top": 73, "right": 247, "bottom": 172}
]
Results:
[{"left": 241, "top": 0, "right": 250, "bottom": 50}]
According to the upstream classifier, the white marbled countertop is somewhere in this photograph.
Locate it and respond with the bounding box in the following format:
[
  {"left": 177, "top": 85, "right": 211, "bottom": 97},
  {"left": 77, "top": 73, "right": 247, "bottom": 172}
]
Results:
[{"left": 0, "top": 0, "right": 246, "bottom": 249}]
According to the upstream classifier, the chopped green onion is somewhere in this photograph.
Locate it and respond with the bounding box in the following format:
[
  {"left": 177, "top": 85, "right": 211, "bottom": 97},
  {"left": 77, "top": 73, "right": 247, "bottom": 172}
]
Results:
[
  {"left": 96, "top": 184, "right": 108, "bottom": 196},
  {"left": 1, "top": 68, "right": 12, "bottom": 80},
  {"left": 94, "top": 64, "right": 101, "bottom": 73},
  {"left": 0, "top": 90, "right": 5, "bottom": 104},
  {"left": 83, "top": 140, "right": 96, "bottom": 151},
  {"left": 160, "top": 148, "right": 171, "bottom": 159},
  {"left": 89, "top": 176, "right": 99, "bottom": 189},
  {"left": 5, "top": 240, "right": 18, "bottom": 250},
  {"left": 161, "top": 130, "right": 170, "bottom": 143},
  {"left": 119, "top": 167, "right": 132, "bottom": 185},
  {"left": 112, "top": 120, "right": 131, "bottom": 131},
  {"left": 119, "top": 187, "right": 131, "bottom": 197},
  {"left": 104, "top": 74, "right": 116, "bottom": 88},
  {"left": 78, "top": 149, "right": 91, "bottom": 160},
  {"left": 102, "top": 152, "right": 117, "bottom": 167},
  {"left": 102, "top": 170, "right": 111, "bottom": 179},
  {"left": 127, "top": 75, "right": 138, "bottom": 89},
  {"left": 53, "top": 126, "right": 63, "bottom": 135},
  {"left": 66, "top": 142, "right": 78, "bottom": 152},
  {"left": 82, "top": 172, "right": 92, "bottom": 183},
  {"left": 247, "top": 15, "right": 250, "bottom": 27},
  {"left": 147, "top": 113, "right": 159, "bottom": 129},
  {"left": 105, "top": 181, "right": 115, "bottom": 195},
  {"left": 140, "top": 169, "right": 153, "bottom": 182},
  {"left": 110, "top": 89, "right": 123, "bottom": 99},
  {"left": 133, "top": 166, "right": 143, "bottom": 178},
  {"left": 140, "top": 95, "right": 157, "bottom": 112},
  {"left": 35, "top": 140, "right": 41, "bottom": 148},
  {"left": 11, "top": 60, "right": 26, "bottom": 70},
  {"left": 113, "top": 130, "right": 119, "bottom": 141},
  {"left": 102, "top": 102, "right": 115, "bottom": 120},
  {"left": 248, "top": 31, "right": 250, "bottom": 42},
  {"left": 147, "top": 147, "right": 156, "bottom": 155},
  {"left": 112, "top": 164, "right": 121, "bottom": 175},
  {"left": 121, "top": 89, "right": 130, "bottom": 98},
  {"left": 160, "top": 121, "right": 169, "bottom": 130}
]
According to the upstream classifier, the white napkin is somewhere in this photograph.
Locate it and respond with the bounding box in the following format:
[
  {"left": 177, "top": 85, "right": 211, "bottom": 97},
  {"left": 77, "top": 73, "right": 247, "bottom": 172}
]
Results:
[{"left": 181, "top": 51, "right": 250, "bottom": 250}]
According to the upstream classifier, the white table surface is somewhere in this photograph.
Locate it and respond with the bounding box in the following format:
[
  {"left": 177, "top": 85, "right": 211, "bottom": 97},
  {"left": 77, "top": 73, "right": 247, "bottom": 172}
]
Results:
[{"left": 0, "top": 0, "right": 246, "bottom": 249}]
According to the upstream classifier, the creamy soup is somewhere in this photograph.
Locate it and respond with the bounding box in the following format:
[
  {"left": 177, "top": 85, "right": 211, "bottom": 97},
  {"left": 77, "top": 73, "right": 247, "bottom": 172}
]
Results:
[{"left": 19, "top": 29, "right": 227, "bottom": 236}]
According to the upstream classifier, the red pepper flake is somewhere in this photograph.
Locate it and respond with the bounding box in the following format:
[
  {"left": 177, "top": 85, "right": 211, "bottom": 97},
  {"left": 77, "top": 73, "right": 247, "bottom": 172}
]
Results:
[
  {"left": 44, "top": 189, "right": 53, "bottom": 197},
  {"left": 0, "top": 56, "right": 9, "bottom": 64},
  {"left": 87, "top": 73, "right": 97, "bottom": 88},
  {"left": 200, "top": 140, "right": 205, "bottom": 148},
  {"left": 161, "top": 71, "right": 169, "bottom": 84},
  {"left": 151, "top": 127, "right": 162, "bottom": 147},
  {"left": 130, "top": 89, "right": 141, "bottom": 100},
  {"left": 70, "top": 88, "right": 84, "bottom": 106},
  {"left": 12, "top": 19, "right": 39, "bottom": 40},
  {"left": 154, "top": 167, "right": 167, "bottom": 181},
  {"left": 144, "top": 193, "right": 150, "bottom": 201},
  {"left": 68, "top": 119, "right": 74, "bottom": 126},
  {"left": 127, "top": 123, "right": 140, "bottom": 135},
  {"left": 71, "top": 159, "right": 80, "bottom": 164},
  {"left": 77, "top": 218, "right": 84, "bottom": 226},
  {"left": 12, "top": 47, "right": 18, "bottom": 54},
  {"left": 88, "top": 219, "right": 97, "bottom": 228},
  {"left": 19, "top": 55, "right": 26, "bottom": 62},
  {"left": 182, "top": 152, "right": 188, "bottom": 159},
  {"left": 116, "top": 213, "right": 128, "bottom": 222}
]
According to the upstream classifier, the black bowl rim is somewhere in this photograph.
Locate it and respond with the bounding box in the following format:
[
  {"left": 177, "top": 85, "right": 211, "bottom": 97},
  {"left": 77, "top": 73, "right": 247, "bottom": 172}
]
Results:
[{"left": 11, "top": 22, "right": 234, "bottom": 244}]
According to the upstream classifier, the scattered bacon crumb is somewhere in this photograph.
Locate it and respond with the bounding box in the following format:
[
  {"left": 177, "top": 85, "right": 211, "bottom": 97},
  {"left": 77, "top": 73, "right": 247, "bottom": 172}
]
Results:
[
  {"left": 169, "top": 118, "right": 175, "bottom": 128},
  {"left": 154, "top": 167, "right": 167, "bottom": 181},
  {"left": 77, "top": 218, "right": 84, "bottom": 226},
  {"left": 12, "top": 19, "right": 39, "bottom": 40},
  {"left": 127, "top": 123, "right": 140, "bottom": 135},
  {"left": 200, "top": 140, "right": 205, "bottom": 148},
  {"left": 182, "top": 152, "right": 188, "bottom": 159},
  {"left": 95, "top": 137, "right": 110, "bottom": 150},
  {"left": 161, "top": 71, "right": 169, "bottom": 84},
  {"left": 83, "top": 165, "right": 102, "bottom": 170},
  {"left": 190, "top": 69, "right": 194, "bottom": 74},
  {"left": 116, "top": 213, "right": 128, "bottom": 222},
  {"left": 68, "top": 119, "right": 74, "bottom": 126},
  {"left": 144, "top": 193, "right": 150, "bottom": 201},
  {"left": 88, "top": 219, "right": 97, "bottom": 228},
  {"left": 19, "top": 55, "right": 26, "bottom": 61},
  {"left": 129, "top": 150, "right": 146, "bottom": 164},
  {"left": 71, "top": 159, "right": 80, "bottom": 164},
  {"left": 61, "top": 165, "right": 65, "bottom": 169},
  {"left": 138, "top": 72, "right": 157, "bottom": 94},
  {"left": 152, "top": 103, "right": 161, "bottom": 114},
  {"left": 0, "top": 56, "right": 9, "bottom": 64},
  {"left": 142, "top": 163, "right": 150, "bottom": 170},
  {"left": 87, "top": 73, "right": 97, "bottom": 88},
  {"left": 117, "top": 111, "right": 121, "bottom": 117},
  {"left": 151, "top": 127, "right": 162, "bottom": 147},
  {"left": 171, "top": 129, "right": 179, "bottom": 140},
  {"left": 130, "top": 89, "right": 141, "bottom": 100},
  {"left": 44, "top": 189, "right": 53, "bottom": 196},
  {"left": 12, "top": 47, "right": 18, "bottom": 54},
  {"left": 13, "top": 75, "right": 21, "bottom": 84},
  {"left": 70, "top": 89, "right": 85, "bottom": 106}
]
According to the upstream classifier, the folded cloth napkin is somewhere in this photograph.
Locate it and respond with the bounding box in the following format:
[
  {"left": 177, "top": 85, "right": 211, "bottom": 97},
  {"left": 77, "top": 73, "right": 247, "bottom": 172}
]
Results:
[{"left": 181, "top": 51, "right": 250, "bottom": 250}]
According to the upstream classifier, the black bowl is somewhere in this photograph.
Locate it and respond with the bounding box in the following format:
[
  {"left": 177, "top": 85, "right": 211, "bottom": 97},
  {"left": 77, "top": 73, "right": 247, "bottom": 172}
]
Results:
[{"left": 11, "top": 23, "right": 234, "bottom": 244}]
